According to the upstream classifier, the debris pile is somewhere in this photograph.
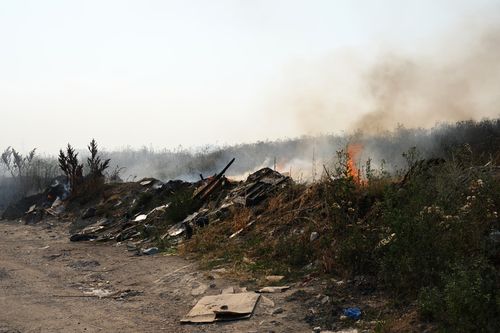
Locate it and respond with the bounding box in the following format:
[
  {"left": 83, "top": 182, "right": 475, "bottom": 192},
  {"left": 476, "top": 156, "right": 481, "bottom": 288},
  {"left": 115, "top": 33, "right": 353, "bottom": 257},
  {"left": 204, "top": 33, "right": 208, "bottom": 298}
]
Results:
[
  {"left": 166, "top": 166, "right": 291, "bottom": 241},
  {"left": 68, "top": 178, "right": 194, "bottom": 244},
  {"left": 47, "top": 158, "right": 293, "bottom": 252}
]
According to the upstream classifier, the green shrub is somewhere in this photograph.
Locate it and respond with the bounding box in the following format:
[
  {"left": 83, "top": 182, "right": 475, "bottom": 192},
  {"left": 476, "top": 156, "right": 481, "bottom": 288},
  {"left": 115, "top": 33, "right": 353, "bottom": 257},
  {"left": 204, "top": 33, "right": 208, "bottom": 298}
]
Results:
[
  {"left": 418, "top": 286, "right": 443, "bottom": 321},
  {"left": 377, "top": 150, "right": 498, "bottom": 293},
  {"left": 273, "top": 234, "right": 314, "bottom": 268},
  {"left": 418, "top": 259, "right": 499, "bottom": 332}
]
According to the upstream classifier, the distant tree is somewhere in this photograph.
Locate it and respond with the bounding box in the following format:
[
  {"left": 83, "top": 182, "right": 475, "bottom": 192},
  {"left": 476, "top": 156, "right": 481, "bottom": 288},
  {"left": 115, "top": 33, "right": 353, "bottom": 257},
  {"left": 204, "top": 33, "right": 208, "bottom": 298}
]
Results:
[
  {"left": 58, "top": 139, "right": 111, "bottom": 195},
  {"left": 0, "top": 147, "right": 37, "bottom": 195},
  {"left": 58, "top": 144, "right": 83, "bottom": 193},
  {"left": 87, "top": 139, "right": 110, "bottom": 179},
  {"left": 1, "top": 147, "right": 36, "bottom": 180}
]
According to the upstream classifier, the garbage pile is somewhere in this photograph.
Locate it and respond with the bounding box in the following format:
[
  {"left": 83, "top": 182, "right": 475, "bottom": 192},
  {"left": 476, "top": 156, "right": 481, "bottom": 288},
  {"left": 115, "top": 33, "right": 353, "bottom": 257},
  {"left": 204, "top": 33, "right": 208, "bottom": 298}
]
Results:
[
  {"left": 165, "top": 165, "right": 291, "bottom": 241},
  {"left": 69, "top": 178, "right": 194, "bottom": 243},
  {"left": 63, "top": 158, "right": 292, "bottom": 249}
]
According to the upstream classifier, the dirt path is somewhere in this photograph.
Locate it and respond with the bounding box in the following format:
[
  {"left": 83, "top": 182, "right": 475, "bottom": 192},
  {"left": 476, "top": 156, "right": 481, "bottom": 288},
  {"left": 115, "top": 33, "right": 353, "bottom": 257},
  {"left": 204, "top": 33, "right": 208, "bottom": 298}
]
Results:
[{"left": 0, "top": 220, "right": 311, "bottom": 333}]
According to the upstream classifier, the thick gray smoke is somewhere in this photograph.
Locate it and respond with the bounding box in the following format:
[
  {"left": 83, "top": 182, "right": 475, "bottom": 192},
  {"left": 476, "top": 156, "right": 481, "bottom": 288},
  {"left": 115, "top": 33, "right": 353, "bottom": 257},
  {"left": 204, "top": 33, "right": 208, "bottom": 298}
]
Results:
[
  {"left": 355, "top": 24, "right": 500, "bottom": 132},
  {"left": 269, "top": 19, "right": 500, "bottom": 138},
  {"left": 101, "top": 118, "right": 500, "bottom": 183}
]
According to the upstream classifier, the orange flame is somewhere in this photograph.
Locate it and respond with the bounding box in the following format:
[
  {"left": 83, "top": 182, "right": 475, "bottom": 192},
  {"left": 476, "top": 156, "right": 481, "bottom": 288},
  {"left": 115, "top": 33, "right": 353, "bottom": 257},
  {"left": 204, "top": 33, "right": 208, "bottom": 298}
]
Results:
[
  {"left": 347, "top": 143, "right": 363, "bottom": 182},
  {"left": 276, "top": 161, "right": 286, "bottom": 171}
]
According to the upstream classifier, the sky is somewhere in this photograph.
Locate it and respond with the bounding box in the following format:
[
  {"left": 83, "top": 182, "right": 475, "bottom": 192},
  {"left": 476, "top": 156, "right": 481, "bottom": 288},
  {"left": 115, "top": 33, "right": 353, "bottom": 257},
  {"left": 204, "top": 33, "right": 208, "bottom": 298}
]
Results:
[{"left": 1, "top": 0, "right": 499, "bottom": 154}]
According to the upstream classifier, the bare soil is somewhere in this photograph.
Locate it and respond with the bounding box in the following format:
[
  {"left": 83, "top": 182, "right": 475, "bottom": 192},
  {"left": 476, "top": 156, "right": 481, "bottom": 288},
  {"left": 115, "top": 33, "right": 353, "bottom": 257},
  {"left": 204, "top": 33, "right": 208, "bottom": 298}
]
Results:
[{"left": 0, "top": 220, "right": 312, "bottom": 333}]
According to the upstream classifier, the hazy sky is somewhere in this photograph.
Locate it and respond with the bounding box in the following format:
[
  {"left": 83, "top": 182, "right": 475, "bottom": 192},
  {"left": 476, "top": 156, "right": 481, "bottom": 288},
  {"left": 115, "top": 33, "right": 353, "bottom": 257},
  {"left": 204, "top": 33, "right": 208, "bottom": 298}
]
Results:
[{"left": 1, "top": 0, "right": 499, "bottom": 153}]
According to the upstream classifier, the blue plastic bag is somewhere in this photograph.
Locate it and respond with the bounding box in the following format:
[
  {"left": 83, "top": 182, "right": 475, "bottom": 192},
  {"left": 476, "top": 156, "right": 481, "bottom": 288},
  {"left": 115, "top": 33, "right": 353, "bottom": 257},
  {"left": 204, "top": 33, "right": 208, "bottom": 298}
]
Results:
[{"left": 343, "top": 307, "right": 362, "bottom": 320}]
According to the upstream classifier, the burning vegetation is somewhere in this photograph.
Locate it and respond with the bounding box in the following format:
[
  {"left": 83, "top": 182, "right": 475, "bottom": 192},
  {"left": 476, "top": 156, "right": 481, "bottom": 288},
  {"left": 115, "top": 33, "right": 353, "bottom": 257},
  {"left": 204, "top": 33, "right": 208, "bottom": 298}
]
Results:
[
  {"left": 1, "top": 119, "right": 500, "bottom": 332},
  {"left": 347, "top": 143, "right": 363, "bottom": 183}
]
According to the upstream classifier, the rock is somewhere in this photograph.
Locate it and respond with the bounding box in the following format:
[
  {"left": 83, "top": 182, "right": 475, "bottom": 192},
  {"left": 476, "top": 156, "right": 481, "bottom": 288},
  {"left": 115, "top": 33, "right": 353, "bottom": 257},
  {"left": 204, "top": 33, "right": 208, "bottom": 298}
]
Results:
[
  {"left": 272, "top": 307, "right": 284, "bottom": 315},
  {"left": 321, "top": 296, "right": 330, "bottom": 304},
  {"left": 310, "top": 231, "right": 319, "bottom": 242},
  {"left": 81, "top": 207, "right": 96, "bottom": 219},
  {"left": 260, "top": 296, "right": 275, "bottom": 308},
  {"left": 265, "top": 275, "right": 285, "bottom": 283}
]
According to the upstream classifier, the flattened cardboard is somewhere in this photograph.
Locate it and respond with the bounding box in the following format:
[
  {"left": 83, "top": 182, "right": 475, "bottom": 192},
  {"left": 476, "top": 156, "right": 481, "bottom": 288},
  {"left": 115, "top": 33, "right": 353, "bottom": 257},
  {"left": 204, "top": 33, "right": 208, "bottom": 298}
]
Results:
[{"left": 181, "top": 292, "right": 260, "bottom": 323}]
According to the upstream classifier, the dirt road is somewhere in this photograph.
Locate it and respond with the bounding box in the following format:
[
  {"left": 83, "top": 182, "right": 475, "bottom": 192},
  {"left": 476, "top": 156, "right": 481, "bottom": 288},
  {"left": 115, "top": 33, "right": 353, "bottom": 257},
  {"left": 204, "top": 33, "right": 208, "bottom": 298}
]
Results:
[{"left": 0, "top": 220, "right": 311, "bottom": 333}]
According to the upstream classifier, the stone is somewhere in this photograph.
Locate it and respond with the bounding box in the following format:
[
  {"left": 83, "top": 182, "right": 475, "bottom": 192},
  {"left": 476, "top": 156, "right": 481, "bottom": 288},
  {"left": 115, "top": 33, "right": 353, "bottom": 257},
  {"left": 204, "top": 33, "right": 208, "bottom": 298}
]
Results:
[
  {"left": 265, "top": 275, "right": 285, "bottom": 283},
  {"left": 272, "top": 307, "right": 284, "bottom": 315}
]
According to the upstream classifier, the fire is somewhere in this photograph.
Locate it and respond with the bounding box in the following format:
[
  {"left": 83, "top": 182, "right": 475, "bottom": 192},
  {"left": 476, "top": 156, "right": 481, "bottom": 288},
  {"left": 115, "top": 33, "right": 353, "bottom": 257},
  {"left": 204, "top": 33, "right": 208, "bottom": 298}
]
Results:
[
  {"left": 276, "top": 161, "right": 286, "bottom": 172},
  {"left": 347, "top": 143, "right": 363, "bottom": 182}
]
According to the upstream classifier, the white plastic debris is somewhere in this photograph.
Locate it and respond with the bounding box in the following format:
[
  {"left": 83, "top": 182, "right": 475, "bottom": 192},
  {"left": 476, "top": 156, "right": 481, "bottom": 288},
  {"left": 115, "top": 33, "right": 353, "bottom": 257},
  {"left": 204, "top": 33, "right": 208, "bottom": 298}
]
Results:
[
  {"left": 83, "top": 288, "right": 113, "bottom": 298},
  {"left": 134, "top": 214, "right": 148, "bottom": 222}
]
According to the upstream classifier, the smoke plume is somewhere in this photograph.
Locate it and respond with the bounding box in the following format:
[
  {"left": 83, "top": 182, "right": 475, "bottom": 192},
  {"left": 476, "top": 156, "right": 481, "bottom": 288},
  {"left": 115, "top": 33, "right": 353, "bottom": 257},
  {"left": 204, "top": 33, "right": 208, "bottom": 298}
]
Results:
[
  {"left": 271, "top": 19, "right": 500, "bottom": 136},
  {"left": 355, "top": 24, "right": 500, "bottom": 132}
]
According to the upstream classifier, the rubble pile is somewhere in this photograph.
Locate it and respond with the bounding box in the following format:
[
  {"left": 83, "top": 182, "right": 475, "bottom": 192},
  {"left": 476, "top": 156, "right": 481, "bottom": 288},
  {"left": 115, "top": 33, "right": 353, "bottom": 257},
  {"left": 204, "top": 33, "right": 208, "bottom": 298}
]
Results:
[
  {"left": 68, "top": 178, "right": 195, "bottom": 245},
  {"left": 68, "top": 168, "right": 291, "bottom": 255},
  {"left": 166, "top": 166, "right": 291, "bottom": 241}
]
